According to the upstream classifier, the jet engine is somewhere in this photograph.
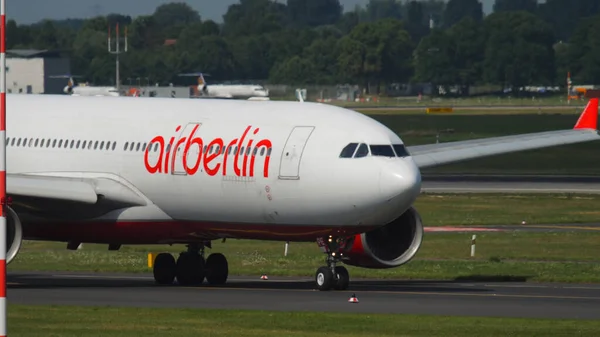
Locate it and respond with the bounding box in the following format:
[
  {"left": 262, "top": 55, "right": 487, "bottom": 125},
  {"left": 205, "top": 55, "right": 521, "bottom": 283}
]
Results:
[
  {"left": 5, "top": 206, "right": 23, "bottom": 264},
  {"left": 341, "top": 207, "right": 424, "bottom": 269},
  {"left": 63, "top": 85, "right": 73, "bottom": 94}
]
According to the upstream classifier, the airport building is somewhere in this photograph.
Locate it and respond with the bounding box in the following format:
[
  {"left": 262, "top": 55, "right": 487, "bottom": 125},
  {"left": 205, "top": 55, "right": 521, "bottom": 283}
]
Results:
[{"left": 6, "top": 49, "right": 71, "bottom": 95}]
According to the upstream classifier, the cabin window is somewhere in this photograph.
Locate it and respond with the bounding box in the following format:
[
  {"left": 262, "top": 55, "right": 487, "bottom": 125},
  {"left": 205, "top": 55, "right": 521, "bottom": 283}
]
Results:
[
  {"left": 393, "top": 144, "right": 410, "bottom": 157},
  {"left": 339, "top": 143, "right": 358, "bottom": 158},
  {"left": 370, "top": 145, "right": 395, "bottom": 157},
  {"left": 354, "top": 143, "right": 369, "bottom": 158}
]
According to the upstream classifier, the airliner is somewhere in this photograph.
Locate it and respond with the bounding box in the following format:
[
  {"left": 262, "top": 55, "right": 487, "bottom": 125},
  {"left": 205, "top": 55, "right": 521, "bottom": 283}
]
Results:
[
  {"left": 4, "top": 94, "right": 599, "bottom": 291},
  {"left": 50, "top": 75, "right": 120, "bottom": 97},
  {"left": 182, "top": 72, "right": 269, "bottom": 100}
]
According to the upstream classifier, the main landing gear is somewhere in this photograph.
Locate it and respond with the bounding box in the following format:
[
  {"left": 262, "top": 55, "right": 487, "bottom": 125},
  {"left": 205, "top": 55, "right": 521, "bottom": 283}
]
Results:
[
  {"left": 152, "top": 242, "right": 229, "bottom": 286},
  {"left": 315, "top": 236, "right": 350, "bottom": 291}
]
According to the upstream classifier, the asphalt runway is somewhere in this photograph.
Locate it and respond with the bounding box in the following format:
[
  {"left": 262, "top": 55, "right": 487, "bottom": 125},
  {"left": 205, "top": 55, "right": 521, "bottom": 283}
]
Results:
[
  {"left": 420, "top": 174, "right": 600, "bottom": 194},
  {"left": 7, "top": 271, "right": 600, "bottom": 319}
]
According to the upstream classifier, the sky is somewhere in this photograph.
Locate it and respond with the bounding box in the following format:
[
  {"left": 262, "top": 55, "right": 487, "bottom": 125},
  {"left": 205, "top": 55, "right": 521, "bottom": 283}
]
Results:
[{"left": 8, "top": 0, "right": 508, "bottom": 25}]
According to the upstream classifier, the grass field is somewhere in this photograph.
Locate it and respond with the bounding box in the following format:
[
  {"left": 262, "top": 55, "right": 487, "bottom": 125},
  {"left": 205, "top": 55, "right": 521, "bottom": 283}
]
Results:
[
  {"left": 9, "top": 194, "right": 600, "bottom": 283},
  {"left": 361, "top": 112, "right": 600, "bottom": 175},
  {"left": 355, "top": 107, "right": 583, "bottom": 115},
  {"left": 8, "top": 305, "right": 600, "bottom": 337},
  {"left": 333, "top": 94, "right": 584, "bottom": 108}
]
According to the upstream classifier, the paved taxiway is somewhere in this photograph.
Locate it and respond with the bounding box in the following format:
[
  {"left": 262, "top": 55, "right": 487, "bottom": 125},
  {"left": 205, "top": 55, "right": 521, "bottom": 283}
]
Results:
[
  {"left": 421, "top": 174, "right": 600, "bottom": 194},
  {"left": 8, "top": 271, "right": 600, "bottom": 319}
]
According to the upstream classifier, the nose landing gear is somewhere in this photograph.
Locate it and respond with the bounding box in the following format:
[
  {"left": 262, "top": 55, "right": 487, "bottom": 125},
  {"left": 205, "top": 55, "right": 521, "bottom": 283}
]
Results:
[{"left": 315, "top": 236, "right": 351, "bottom": 291}]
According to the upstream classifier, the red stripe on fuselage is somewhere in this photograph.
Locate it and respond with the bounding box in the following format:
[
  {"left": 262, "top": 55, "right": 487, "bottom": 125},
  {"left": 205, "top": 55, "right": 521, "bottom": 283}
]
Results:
[{"left": 22, "top": 220, "right": 381, "bottom": 244}]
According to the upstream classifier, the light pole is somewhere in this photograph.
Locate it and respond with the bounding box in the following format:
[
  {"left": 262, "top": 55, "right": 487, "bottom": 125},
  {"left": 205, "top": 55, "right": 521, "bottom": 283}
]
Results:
[{"left": 108, "top": 23, "right": 128, "bottom": 92}]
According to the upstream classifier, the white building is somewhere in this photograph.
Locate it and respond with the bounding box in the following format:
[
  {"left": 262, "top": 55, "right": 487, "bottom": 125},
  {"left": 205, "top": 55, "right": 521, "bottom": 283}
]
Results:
[{"left": 6, "top": 49, "right": 71, "bottom": 95}]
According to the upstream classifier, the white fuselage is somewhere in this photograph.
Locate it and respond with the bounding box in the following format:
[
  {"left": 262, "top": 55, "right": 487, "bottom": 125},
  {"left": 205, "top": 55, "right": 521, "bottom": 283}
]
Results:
[
  {"left": 6, "top": 94, "right": 420, "bottom": 244},
  {"left": 69, "top": 86, "right": 120, "bottom": 97},
  {"left": 203, "top": 84, "right": 269, "bottom": 99}
]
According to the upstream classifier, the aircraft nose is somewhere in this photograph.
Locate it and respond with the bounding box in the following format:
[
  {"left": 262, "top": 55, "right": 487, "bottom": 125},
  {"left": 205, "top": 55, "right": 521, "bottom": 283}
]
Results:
[{"left": 379, "top": 159, "right": 421, "bottom": 201}]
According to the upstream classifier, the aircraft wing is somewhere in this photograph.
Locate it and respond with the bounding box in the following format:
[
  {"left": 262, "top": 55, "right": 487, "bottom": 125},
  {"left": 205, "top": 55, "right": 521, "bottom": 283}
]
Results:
[
  {"left": 407, "top": 99, "right": 600, "bottom": 169},
  {"left": 7, "top": 174, "right": 148, "bottom": 218}
]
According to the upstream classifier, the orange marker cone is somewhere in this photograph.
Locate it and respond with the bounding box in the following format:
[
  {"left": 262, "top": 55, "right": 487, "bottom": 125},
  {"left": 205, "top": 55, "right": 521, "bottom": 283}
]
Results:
[
  {"left": 348, "top": 294, "right": 359, "bottom": 303},
  {"left": 260, "top": 274, "right": 268, "bottom": 280}
]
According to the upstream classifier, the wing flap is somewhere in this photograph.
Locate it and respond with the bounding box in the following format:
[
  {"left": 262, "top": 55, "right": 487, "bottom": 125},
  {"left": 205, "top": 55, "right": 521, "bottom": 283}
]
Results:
[
  {"left": 8, "top": 174, "right": 98, "bottom": 204},
  {"left": 7, "top": 174, "right": 147, "bottom": 207}
]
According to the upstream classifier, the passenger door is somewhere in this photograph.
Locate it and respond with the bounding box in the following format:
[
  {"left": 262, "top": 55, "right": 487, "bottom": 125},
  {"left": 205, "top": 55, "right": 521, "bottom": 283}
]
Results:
[{"left": 278, "top": 126, "right": 315, "bottom": 180}]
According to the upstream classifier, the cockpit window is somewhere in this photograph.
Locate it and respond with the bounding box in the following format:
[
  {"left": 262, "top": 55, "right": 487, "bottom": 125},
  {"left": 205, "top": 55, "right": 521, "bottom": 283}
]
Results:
[
  {"left": 393, "top": 144, "right": 410, "bottom": 157},
  {"left": 339, "top": 143, "right": 358, "bottom": 158},
  {"left": 369, "top": 145, "right": 396, "bottom": 157},
  {"left": 354, "top": 143, "right": 369, "bottom": 158}
]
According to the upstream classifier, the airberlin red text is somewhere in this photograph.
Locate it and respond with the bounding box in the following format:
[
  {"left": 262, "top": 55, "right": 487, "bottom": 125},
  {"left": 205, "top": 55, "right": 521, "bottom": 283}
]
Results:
[{"left": 144, "top": 125, "right": 272, "bottom": 177}]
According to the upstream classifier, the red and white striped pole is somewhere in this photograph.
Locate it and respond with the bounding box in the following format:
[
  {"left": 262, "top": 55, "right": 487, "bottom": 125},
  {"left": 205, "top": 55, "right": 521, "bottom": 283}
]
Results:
[{"left": 0, "top": 0, "right": 7, "bottom": 335}]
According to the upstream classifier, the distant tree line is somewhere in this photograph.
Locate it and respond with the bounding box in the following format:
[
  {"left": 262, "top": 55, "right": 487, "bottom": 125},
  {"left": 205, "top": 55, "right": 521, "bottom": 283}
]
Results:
[{"left": 6, "top": 0, "right": 600, "bottom": 96}]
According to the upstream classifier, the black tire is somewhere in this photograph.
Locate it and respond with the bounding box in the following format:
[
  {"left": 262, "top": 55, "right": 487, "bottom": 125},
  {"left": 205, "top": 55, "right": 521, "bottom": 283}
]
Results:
[
  {"left": 153, "top": 253, "right": 176, "bottom": 285},
  {"left": 315, "top": 266, "right": 334, "bottom": 291},
  {"left": 334, "top": 266, "right": 349, "bottom": 290},
  {"left": 205, "top": 253, "right": 229, "bottom": 285},
  {"left": 176, "top": 252, "right": 206, "bottom": 286}
]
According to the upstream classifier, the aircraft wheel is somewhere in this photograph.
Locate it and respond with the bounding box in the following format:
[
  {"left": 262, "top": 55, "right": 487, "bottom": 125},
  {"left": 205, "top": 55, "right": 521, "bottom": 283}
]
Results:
[
  {"left": 205, "top": 253, "right": 229, "bottom": 285},
  {"left": 315, "top": 266, "right": 334, "bottom": 291},
  {"left": 176, "top": 252, "right": 206, "bottom": 286},
  {"left": 333, "top": 266, "right": 350, "bottom": 291},
  {"left": 153, "top": 253, "right": 176, "bottom": 285}
]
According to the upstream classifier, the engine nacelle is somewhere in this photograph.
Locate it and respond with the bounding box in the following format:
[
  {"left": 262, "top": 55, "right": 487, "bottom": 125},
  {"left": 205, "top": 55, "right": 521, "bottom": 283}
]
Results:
[
  {"left": 63, "top": 85, "right": 73, "bottom": 94},
  {"left": 5, "top": 206, "right": 23, "bottom": 264},
  {"left": 342, "top": 207, "right": 424, "bottom": 269}
]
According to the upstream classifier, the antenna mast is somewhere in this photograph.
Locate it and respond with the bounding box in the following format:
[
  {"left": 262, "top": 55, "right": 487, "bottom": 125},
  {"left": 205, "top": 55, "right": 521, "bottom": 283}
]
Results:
[{"left": 108, "top": 23, "right": 128, "bottom": 92}]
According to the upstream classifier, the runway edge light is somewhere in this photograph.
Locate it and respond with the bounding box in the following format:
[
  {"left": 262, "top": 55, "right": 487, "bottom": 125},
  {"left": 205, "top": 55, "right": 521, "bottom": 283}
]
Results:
[{"left": 0, "top": 0, "right": 8, "bottom": 336}]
